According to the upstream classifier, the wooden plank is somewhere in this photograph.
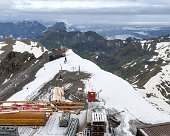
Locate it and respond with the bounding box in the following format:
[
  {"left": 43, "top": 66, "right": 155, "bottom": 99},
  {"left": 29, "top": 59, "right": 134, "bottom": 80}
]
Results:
[
  {"left": 57, "top": 106, "right": 84, "bottom": 109},
  {"left": 0, "top": 119, "right": 46, "bottom": 126},
  {"left": 0, "top": 111, "right": 47, "bottom": 126},
  {"left": 0, "top": 101, "right": 85, "bottom": 105},
  {"left": 52, "top": 101, "right": 85, "bottom": 105}
]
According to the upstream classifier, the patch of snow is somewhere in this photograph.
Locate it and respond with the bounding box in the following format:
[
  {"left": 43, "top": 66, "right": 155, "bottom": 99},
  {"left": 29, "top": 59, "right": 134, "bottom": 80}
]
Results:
[
  {"left": 133, "top": 84, "right": 138, "bottom": 88},
  {"left": 140, "top": 40, "right": 147, "bottom": 49},
  {"left": 145, "top": 65, "right": 148, "bottom": 69},
  {"left": 106, "top": 36, "right": 114, "bottom": 40},
  {"left": 122, "top": 61, "right": 134, "bottom": 68},
  {"left": 149, "top": 56, "right": 158, "bottom": 61},
  {"left": 150, "top": 68, "right": 154, "bottom": 71},
  {"left": 147, "top": 43, "right": 151, "bottom": 50},
  {"left": 135, "top": 31, "right": 149, "bottom": 36},
  {"left": 141, "top": 43, "right": 145, "bottom": 49},
  {"left": 0, "top": 50, "right": 4, "bottom": 54},
  {"left": 13, "top": 41, "right": 48, "bottom": 58},
  {"left": 131, "top": 62, "right": 137, "bottom": 67},
  {"left": 2, "top": 79, "right": 8, "bottom": 85}
]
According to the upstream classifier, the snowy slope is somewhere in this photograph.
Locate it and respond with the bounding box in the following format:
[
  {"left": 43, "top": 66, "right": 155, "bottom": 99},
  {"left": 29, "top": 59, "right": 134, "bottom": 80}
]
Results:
[
  {"left": 138, "top": 65, "right": 170, "bottom": 113},
  {"left": 136, "top": 41, "right": 170, "bottom": 113},
  {"left": 8, "top": 49, "right": 170, "bottom": 126}
]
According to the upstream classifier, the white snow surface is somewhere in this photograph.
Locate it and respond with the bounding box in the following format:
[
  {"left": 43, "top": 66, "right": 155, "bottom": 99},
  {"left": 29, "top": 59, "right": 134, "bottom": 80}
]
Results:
[
  {"left": 13, "top": 41, "right": 47, "bottom": 58},
  {"left": 8, "top": 49, "right": 170, "bottom": 126}
]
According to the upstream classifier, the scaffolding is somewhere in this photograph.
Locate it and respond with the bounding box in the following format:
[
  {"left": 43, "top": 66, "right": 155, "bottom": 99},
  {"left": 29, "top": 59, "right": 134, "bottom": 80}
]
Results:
[{"left": 64, "top": 118, "right": 79, "bottom": 136}]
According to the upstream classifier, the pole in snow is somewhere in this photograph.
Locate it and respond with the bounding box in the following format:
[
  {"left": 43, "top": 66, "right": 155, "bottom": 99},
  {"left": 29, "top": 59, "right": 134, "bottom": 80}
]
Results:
[{"left": 78, "top": 65, "right": 80, "bottom": 74}]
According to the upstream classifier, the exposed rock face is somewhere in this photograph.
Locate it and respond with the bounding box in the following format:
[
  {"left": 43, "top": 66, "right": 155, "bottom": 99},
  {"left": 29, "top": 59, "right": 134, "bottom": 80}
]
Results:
[
  {"left": 0, "top": 50, "right": 50, "bottom": 100},
  {"left": 0, "top": 51, "right": 36, "bottom": 84}
]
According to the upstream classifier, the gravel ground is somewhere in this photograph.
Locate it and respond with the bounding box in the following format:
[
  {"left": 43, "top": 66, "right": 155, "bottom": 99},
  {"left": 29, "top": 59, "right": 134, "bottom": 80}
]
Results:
[{"left": 33, "top": 70, "right": 91, "bottom": 102}]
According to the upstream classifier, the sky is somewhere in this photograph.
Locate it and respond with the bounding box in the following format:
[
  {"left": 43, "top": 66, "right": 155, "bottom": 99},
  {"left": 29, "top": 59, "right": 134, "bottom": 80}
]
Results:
[{"left": 0, "top": 0, "right": 170, "bottom": 25}]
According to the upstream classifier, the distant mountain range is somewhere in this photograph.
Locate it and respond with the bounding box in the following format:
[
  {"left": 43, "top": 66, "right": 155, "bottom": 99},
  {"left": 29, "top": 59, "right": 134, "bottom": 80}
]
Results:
[
  {"left": 1, "top": 21, "right": 170, "bottom": 40},
  {"left": 74, "top": 25, "right": 170, "bottom": 40},
  {"left": 0, "top": 21, "right": 67, "bottom": 39}
]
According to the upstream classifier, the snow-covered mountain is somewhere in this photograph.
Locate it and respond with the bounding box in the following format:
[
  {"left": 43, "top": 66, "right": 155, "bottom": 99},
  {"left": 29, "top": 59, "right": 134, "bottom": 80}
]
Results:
[{"left": 2, "top": 41, "right": 170, "bottom": 135}]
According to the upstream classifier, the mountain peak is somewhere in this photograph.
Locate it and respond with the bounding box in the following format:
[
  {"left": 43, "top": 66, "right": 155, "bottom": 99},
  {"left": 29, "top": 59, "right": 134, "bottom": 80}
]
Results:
[{"left": 47, "top": 22, "right": 67, "bottom": 31}]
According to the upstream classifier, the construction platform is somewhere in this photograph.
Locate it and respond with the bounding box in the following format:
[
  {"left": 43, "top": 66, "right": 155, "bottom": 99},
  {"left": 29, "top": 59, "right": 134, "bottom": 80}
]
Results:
[
  {"left": 18, "top": 111, "right": 87, "bottom": 136},
  {"left": 0, "top": 111, "right": 48, "bottom": 126}
]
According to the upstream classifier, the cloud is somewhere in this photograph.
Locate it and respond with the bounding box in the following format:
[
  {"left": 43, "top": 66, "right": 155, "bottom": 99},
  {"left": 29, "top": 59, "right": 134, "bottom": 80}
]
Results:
[
  {"left": 7, "top": 0, "right": 169, "bottom": 15},
  {"left": 0, "top": 0, "right": 170, "bottom": 25},
  {"left": 0, "top": 0, "right": 169, "bottom": 14},
  {"left": 0, "top": 1, "right": 14, "bottom": 11},
  {"left": 13, "top": 0, "right": 145, "bottom": 11}
]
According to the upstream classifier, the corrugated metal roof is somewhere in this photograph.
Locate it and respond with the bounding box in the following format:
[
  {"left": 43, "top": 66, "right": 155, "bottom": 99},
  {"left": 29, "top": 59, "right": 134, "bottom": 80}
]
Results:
[
  {"left": 137, "top": 122, "right": 170, "bottom": 136},
  {"left": 92, "top": 109, "right": 107, "bottom": 122}
]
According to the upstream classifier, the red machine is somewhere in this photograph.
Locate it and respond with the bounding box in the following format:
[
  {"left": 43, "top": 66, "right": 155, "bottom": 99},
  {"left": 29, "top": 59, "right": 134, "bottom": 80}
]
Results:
[{"left": 88, "top": 92, "right": 96, "bottom": 102}]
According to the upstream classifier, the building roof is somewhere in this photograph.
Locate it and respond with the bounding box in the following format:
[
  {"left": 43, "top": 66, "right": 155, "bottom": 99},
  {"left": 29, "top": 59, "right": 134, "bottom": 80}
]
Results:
[
  {"left": 92, "top": 111, "right": 106, "bottom": 122},
  {"left": 87, "top": 102, "right": 107, "bottom": 123},
  {"left": 137, "top": 122, "right": 170, "bottom": 136}
]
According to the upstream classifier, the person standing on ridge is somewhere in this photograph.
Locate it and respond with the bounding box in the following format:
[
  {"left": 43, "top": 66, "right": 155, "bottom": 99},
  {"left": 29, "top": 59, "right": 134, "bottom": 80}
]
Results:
[{"left": 64, "top": 56, "right": 67, "bottom": 63}]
